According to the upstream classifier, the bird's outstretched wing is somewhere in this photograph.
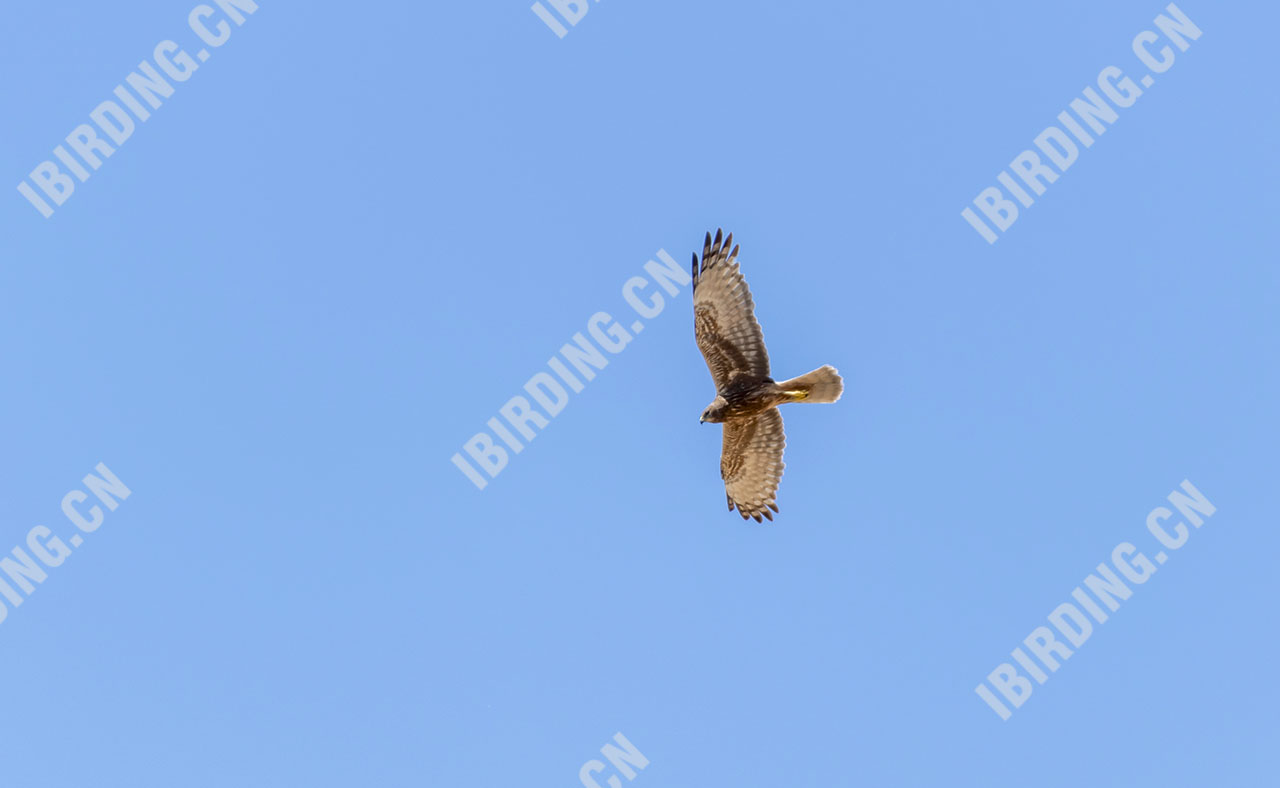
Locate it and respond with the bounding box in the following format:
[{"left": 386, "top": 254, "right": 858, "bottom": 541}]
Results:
[
  {"left": 720, "top": 408, "right": 786, "bottom": 522},
  {"left": 692, "top": 229, "right": 771, "bottom": 391}
]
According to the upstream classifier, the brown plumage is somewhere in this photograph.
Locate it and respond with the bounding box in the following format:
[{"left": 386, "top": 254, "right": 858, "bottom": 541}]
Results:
[{"left": 692, "top": 229, "right": 844, "bottom": 522}]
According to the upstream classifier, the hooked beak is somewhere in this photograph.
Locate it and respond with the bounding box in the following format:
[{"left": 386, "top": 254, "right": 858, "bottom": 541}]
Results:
[{"left": 699, "top": 416, "right": 706, "bottom": 424}]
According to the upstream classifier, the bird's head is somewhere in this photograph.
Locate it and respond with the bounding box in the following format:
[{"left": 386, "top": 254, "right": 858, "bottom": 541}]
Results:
[{"left": 699, "top": 397, "right": 727, "bottom": 424}]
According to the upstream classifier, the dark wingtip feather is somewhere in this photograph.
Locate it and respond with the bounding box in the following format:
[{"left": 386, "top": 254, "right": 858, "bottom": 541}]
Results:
[
  {"left": 713, "top": 228, "right": 723, "bottom": 251},
  {"left": 763, "top": 509, "right": 773, "bottom": 522},
  {"left": 752, "top": 513, "right": 763, "bottom": 523},
  {"left": 768, "top": 502, "right": 779, "bottom": 513}
]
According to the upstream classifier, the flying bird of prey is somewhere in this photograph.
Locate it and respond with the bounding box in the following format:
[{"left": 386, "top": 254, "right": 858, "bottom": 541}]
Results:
[{"left": 692, "top": 229, "right": 843, "bottom": 522}]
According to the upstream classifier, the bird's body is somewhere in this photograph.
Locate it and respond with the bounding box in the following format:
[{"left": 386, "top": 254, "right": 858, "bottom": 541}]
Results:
[
  {"left": 692, "top": 229, "right": 843, "bottom": 522},
  {"left": 706, "top": 376, "right": 787, "bottom": 421}
]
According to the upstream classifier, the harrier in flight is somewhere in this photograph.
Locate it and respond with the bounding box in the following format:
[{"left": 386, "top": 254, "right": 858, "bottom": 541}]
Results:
[{"left": 693, "top": 229, "right": 843, "bottom": 522}]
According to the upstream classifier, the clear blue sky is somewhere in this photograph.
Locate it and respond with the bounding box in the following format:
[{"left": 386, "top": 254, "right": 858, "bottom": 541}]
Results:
[{"left": 1, "top": 1, "right": 1275, "bottom": 786}]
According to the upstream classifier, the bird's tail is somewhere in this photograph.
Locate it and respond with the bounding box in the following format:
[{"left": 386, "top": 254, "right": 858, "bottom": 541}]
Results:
[{"left": 777, "top": 365, "right": 844, "bottom": 404}]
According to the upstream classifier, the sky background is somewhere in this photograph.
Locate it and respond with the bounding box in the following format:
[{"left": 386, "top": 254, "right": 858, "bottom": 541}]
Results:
[{"left": 0, "top": 1, "right": 1276, "bottom": 786}]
